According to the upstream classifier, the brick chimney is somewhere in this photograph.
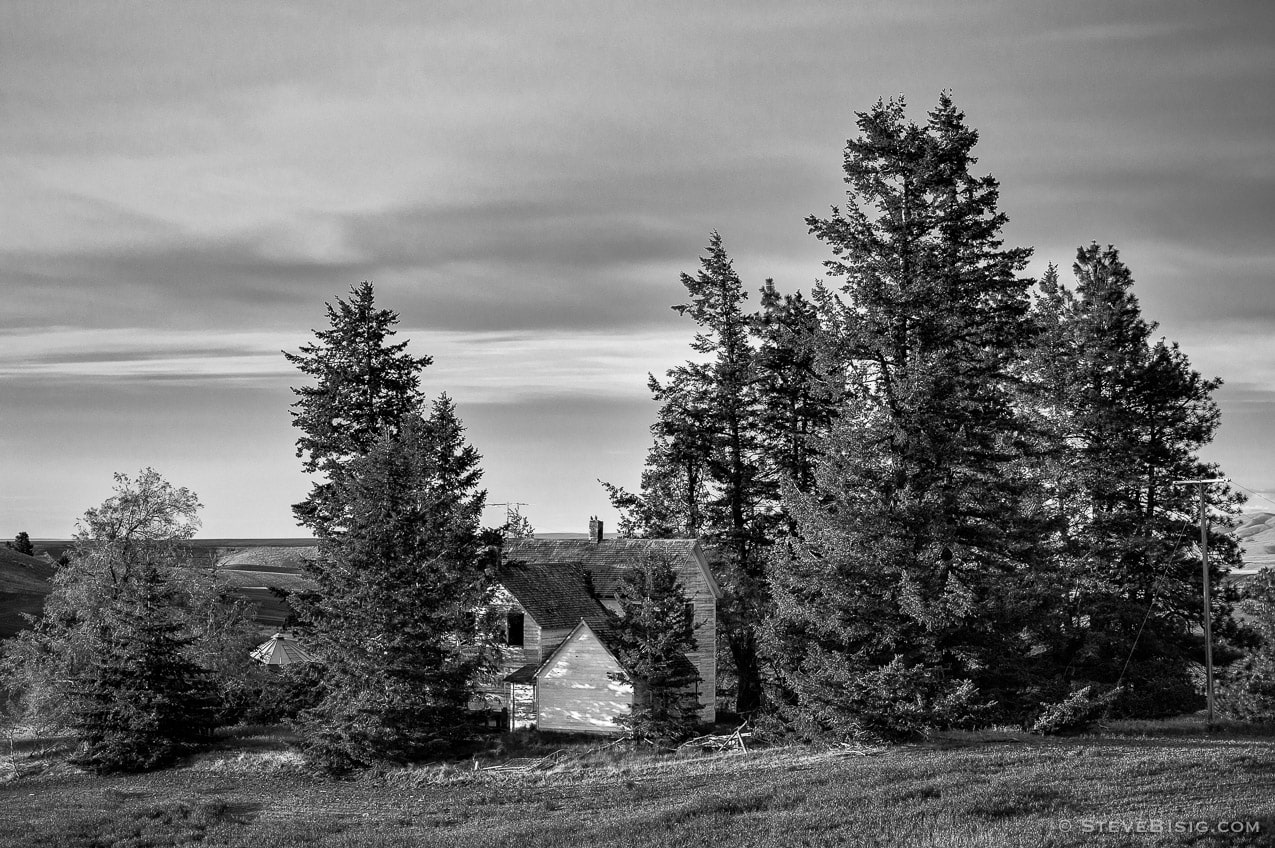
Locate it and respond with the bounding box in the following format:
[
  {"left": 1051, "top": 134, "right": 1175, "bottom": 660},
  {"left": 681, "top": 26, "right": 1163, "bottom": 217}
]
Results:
[{"left": 588, "top": 516, "right": 604, "bottom": 543}]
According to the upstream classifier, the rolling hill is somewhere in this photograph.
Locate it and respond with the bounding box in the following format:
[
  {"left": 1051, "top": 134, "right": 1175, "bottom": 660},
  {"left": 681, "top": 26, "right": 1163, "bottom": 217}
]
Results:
[
  {"left": 0, "top": 547, "right": 55, "bottom": 638},
  {"left": 1, "top": 541, "right": 317, "bottom": 638},
  {"left": 1231, "top": 512, "right": 1275, "bottom": 577}
]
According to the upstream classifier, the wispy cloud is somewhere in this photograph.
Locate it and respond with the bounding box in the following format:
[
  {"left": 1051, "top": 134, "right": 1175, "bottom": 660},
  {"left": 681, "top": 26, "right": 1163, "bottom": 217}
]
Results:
[
  {"left": 0, "top": 325, "right": 691, "bottom": 402},
  {"left": 2, "top": 0, "right": 1271, "bottom": 535}
]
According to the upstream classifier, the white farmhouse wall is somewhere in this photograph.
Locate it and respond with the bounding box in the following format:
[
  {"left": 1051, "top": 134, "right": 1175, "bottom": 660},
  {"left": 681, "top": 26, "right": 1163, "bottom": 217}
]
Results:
[{"left": 536, "top": 626, "right": 633, "bottom": 734}]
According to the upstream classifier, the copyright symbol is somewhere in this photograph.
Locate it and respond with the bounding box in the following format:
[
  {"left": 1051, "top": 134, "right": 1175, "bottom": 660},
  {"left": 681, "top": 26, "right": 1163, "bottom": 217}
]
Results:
[{"left": 1058, "top": 819, "right": 1072, "bottom": 832}]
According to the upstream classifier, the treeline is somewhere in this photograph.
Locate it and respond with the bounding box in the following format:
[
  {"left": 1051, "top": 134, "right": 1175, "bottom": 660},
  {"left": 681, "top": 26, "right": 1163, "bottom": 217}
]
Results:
[
  {"left": 0, "top": 92, "right": 1265, "bottom": 774},
  {"left": 605, "top": 94, "right": 1247, "bottom": 738}
]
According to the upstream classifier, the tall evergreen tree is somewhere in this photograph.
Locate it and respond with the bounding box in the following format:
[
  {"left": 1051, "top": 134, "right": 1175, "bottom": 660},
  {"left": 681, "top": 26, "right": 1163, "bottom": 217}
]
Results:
[
  {"left": 295, "top": 399, "right": 493, "bottom": 771},
  {"left": 1026, "top": 243, "right": 1242, "bottom": 715},
  {"left": 285, "top": 282, "right": 431, "bottom": 536},
  {"left": 673, "top": 234, "right": 772, "bottom": 714},
  {"left": 602, "top": 384, "right": 713, "bottom": 539},
  {"left": 605, "top": 237, "right": 844, "bottom": 714},
  {"left": 608, "top": 552, "right": 702, "bottom": 744},
  {"left": 605, "top": 233, "right": 773, "bottom": 712},
  {"left": 289, "top": 286, "right": 499, "bottom": 769},
  {"left": 68, "top": 563, "right": 213, "bottom": 773},
  {"left": 762, "top": 94, "right": 1044, "bottom": 739},
  {"left": 752, "top": 280, "right": 842, "bottom": 504}
]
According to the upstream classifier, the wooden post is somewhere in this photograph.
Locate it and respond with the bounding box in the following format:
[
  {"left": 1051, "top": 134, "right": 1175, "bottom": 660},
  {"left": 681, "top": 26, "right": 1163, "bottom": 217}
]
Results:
[
  {"left": 1173, "top": 477, "right": 1225, "bottom": 729},
  {"left": 1199, "top": 483, "right": 1215, "bottom": 728}
]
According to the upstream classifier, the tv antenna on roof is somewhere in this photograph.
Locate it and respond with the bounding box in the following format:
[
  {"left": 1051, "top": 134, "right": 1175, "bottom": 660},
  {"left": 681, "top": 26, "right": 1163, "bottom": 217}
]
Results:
[{"left": 491, "top": 502, "right": 530, "bottom": 533}]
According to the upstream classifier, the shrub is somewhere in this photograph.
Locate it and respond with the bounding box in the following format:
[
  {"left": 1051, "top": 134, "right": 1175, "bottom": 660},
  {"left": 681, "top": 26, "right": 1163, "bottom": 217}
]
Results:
[
  {"left": 777, "top": 656, "right": 988, "bottom": 743},
  {"left": 1219, "top": 571, "right": 1275, "bottom": 723},
  {"left": 1030, "top": 686, "right": 1117, "bottom": 735}
]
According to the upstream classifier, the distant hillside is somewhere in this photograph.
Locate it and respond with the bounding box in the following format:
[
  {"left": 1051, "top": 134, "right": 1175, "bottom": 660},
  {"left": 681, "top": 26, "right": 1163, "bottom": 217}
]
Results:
[
  {"left": 29, "top": 537, "right": 317, "bottom": 564},
  {"left": 1233, "top": 512, "right": 1275, "bottom": 577},
  {"left": 210, "top": 544, "right": 317, "bottom": 630},
  {"left": 0, "top": 547, "right": 55, "bottom": 638},
  {"left": 1, "top": 541, "right": 318, "bottom": 638}
]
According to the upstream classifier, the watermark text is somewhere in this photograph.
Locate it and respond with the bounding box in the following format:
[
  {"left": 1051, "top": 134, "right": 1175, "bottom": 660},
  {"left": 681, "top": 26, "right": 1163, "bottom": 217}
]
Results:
[{"left": 1057, "top": 818, "right": 1261, "bottom": 836}]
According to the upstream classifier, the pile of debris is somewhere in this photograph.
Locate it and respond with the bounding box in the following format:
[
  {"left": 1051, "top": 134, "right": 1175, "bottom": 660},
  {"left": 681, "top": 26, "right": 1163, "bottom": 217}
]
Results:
[
  {"left": 678, "top": 722, "right": 751, "bottom": 753},
  {"left": 480, "top": 749, "right": 570, "bottom": 773}
]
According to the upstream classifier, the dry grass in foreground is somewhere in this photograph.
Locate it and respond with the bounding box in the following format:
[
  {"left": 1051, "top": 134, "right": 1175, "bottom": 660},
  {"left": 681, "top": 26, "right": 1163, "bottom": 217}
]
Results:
[{"left": 2, "top": 719, "right": 1274, "bottom": 847}]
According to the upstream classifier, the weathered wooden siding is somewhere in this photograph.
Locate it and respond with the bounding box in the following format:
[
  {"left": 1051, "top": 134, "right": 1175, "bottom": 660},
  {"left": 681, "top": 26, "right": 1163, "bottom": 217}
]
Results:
[
  {"left": 517, "top": 610, "right": 542, "bottom": 662},
  {"left": 474, "top": 586, "right": 545, "bottom": 709},
  {"left": 536, "top": 626, "right": 633, "bottom": 734},
  {"left": 538, "top": 626, "right": 573, "bottom": 659},
  {"left": 684, "top": 547, "right": 717, "bottom": 723},
  {"left": 510, "top": 683, "right": 536, "bottom": 729}
]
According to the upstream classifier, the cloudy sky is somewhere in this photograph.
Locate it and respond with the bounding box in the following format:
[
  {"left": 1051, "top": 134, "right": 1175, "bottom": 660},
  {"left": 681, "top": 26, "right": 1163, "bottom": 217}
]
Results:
[{"left": 2, "top": 1, "right": 1273, "bottom": 538}]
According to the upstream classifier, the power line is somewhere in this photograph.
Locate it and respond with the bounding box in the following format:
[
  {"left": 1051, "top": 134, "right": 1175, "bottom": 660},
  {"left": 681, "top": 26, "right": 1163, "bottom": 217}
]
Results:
[
  {"left": 1114, "top": 520, "right": 1195, "bottom": 691},
  {"left": 1226, "top": 478, "right": 1275, "bottom": 514}
]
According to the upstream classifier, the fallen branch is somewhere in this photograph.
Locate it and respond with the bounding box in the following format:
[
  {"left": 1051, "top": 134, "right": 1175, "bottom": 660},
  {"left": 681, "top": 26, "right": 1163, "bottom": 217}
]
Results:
[
  {"left": 678, "top": 722, "right": 752, "bottom": 753},
  {"left": 827, "top": 741, "right": 883, "bottom": 757},
  {"left": 482, "top": 749, "right": 570, "bottom": 773}
]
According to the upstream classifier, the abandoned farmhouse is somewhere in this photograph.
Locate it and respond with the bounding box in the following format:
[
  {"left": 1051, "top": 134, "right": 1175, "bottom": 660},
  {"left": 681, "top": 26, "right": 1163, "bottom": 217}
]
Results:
[{"left": 171, "top": 520, "right": 720, "bottom": 734}]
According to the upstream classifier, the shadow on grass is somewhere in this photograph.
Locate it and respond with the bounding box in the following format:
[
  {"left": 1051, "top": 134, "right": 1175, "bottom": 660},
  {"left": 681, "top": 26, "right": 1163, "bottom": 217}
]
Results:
[
  {"left": 24, "top": 797, "right": 257, "bottom": 848},
  {"left": 1104, "top": 714, "right": 1275, "bottom": 739}
]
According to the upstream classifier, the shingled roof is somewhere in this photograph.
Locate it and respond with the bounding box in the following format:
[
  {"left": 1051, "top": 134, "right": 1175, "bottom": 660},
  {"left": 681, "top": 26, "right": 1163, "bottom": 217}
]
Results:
[
  {"left": 503, "top": 538, "right": 717, "bottom": 597},
  {"left": 496, "top": 558, "right": 610, "bottom": 631}
]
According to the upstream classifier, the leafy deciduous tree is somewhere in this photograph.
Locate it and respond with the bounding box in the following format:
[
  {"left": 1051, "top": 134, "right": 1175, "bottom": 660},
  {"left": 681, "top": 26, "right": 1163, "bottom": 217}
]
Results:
[{"left": 2, "top": 470, "right": 221, "bottom": 772}]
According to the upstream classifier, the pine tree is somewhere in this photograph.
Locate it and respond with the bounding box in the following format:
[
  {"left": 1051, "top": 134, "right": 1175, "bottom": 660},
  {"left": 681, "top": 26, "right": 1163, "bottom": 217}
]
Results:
[
  {"left": 605, "top": 233, "right": 774, "bottom": 713},
  {"left": 295, "top": 399, "right": 493, "bottom": 771},
  {"left": 752, "top": 280, "right": 842, "bottom": 507},
  {"left": 608, "top": 552, "right": 702, "bottom": 744},
  {"left": 1027, "top": 243, "right": 1242, "bottom": 716},
  {"left": 68, "top": 564, "right": 213, "bottom": 773},
  {"left": 285, "top": 282, "right": 431, "bottom": 536},
  {"left": 762, "top": 94, "right": 1043, "bottom": 739},
  {"left": 602, "top": 381, "right": 713, "bottom": 539}
]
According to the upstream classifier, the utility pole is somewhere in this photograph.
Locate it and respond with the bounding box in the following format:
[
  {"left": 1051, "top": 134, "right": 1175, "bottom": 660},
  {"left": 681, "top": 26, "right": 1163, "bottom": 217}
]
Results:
[{"left": 1172, "top": 477, "right": 1226, "bottom": 728}]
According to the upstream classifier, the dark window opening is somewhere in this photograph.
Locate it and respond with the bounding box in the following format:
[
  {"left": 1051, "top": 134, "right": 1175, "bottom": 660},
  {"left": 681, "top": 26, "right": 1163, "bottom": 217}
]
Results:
[{"left": 506, "top": 611, "right": 525, "bottom": 647}]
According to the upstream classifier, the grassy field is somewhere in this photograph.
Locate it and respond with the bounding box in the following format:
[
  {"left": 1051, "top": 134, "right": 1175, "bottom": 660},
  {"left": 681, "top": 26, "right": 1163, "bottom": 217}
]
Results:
[{"left": 3, "top": 720, "right": 1274, "bottom": 847}]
